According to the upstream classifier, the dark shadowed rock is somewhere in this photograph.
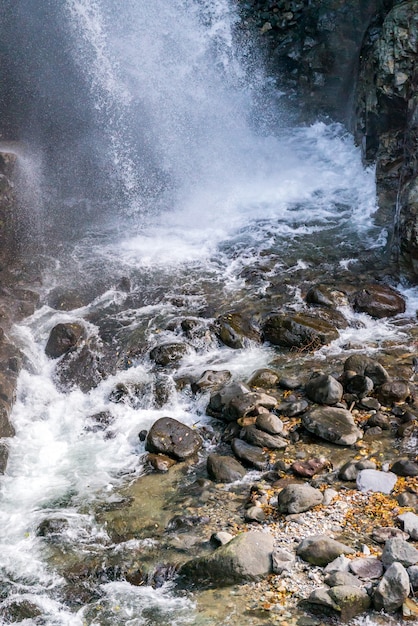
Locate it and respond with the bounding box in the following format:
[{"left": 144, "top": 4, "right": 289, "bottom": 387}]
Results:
[
  {"left": 213, "top": 311, "right": 260, "bottom": 349},
  {"left": 231, "top": 438, "right": 269, "bottom": 471},
  {"left": 305, "top": 372, "right": 343, "bottom": 405},
  {"left": 207, "top": 453, "right": 246, "bottom": 483},
  {"left": 261, "top": 312, "right": 339, "bottom": 349},
  {"left": 373, "top": 562, "right": 410, "bottom": 612},
  {"left": 145, "top": 417, "right": 202, "bottom": 460},
  {"left": 352, "top": 284, "right": 406, "bottom": 318},
  {"left": 45, "top": 322, "right": 85, "bottom": 359},
  {"left": 392, "top": 458, "right": 418, "bottom": 477},
  {"left": 179, "top": 531, "right": 273, "bottom": 585},
  {"left": 147, "top": 453, "right": 177, "bottom": 472},
  {"left": 302, "top": 406, "right": 363, "bottom": 446},
  {"left": 378, "top": 380, "right": 412, "bottom": 405},
  {"left": 278, "top": 483, "right": 323, "bottom": 514},
  {"left": 297, "top": 535, "right": 355, "bottom": 566},
  {"left": 343, "top": 355, "right": 390, "bottom": 386},
  {"left": 207, "top": 382, "right": 276, "bottom": 421}
]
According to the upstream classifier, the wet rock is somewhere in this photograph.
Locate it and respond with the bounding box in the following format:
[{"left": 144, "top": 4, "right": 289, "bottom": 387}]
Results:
[
  {"left": 213, "top": 311, "right": 260, "bottom": 349},
  {"left": 37, "top": 517, "right": 69, "bottom": 538},
  {"left": 261, "top": 312, "right": 339, "bottom": 349},
  {"left": 85, "top": 411, "right": 114, "bottom": 433},
  {"left": 149, "top": 342, "right": 190, "bottom": 366},
  {"left": 241, "top": 425, "right": 287, "bottom": 450},
  {"left": 191, "top": 369, "right": 232, "bottom": 393},
  {"left": 56, "top": 343, "right": 106, "bottom": 392},
  {"left": 305, "top": 372, "right": 343, "bottom": 405},
  {"left": 366, "top": 412, "right": 390, "bottom": 430},
  {"left": 166, "top": 515, "right": 209, "bottom": 532},
  {"left": 145, "top": 417, "right": 202, "bottom": 460},
  {"left": 352, "top": 284, "right": 406, "bottom": 318},
  {"left": 207, "top": 382, "right": 276, "bottom": 421},
  {"left": 272, "top": 548, "right": 295, "bottom": 574},
  {"left": 0, "top": 600, "right": 43, "bottom": 622},
  {"left": 302, "top": 406, "right": 363, "bottom": 446},
  {"left": 382, "top": 537, "right": 418, "bottom": 568},
  {"left": 45, "top": 322, "right": 85, "bottom": 358},
  {"left": 343, "top": 355, "right": 390, "bottom": 386},
  {"left": 255, "top": 412, "right": 283, "bottom": 435},
  {"left": 324, "top": 571, "right": 362, "bottom": 587},
  {"left": 297, "top": 535, "right": 355, "bottom": 566},
  {"left": 207, "top": 453, "right": 246, "bottom": 483},
  {"left": 231, "top": 438, "right": 270, "bottom": 471},
  {"left": 306, "top": 284, "right": 340, "bottom": 308},
  {"left": 372, "top": 526, "right": 409, "bottom": 544},
  {"left": 0, "top": 443, "right": 8, "bottom": 474},
  {"left": 398, "top": 512, "right": 418, "bottom": 541},
  {"left": 373, "top": 562, "right": 410, "bottom": 612},
  {"left": 147, "top": 453, "right": 177, "bottom": 472},
  {"left": 247, "top": 368, "right": 280, "bottom": 389},
  {"left": 179, "top": 530, "right": 274, "bottom": 585},
  {"left": 378, "top": 380, "right": 412, "bottom": 405},
  {"left": 356, "top": 469, "right": 397, "bottom": 494},
  {"left": 391, "top": 458, "right": 418, "bottom": 477},
  {"left": 278, "top": 483, "right": 323, "bottom": 514},
  {"left": 349, "top": 557, "right": 383, "bottom": 580},
  {"left": 291, "top": 458, "right": 329, "bottom": 478}
]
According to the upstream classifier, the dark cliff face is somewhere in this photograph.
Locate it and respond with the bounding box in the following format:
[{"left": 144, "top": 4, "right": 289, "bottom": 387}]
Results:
[{"left": 239, "top": 0, "right": 393, "bottom": 122}]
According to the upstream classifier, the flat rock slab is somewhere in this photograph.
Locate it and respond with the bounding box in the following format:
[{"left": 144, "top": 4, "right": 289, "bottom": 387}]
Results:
[
  {"left": 356, "top": 469, "right": 397, "bottom": 494},
  {"left": 302, "top": 407, "right": 363, "bottom": 446},
  {"left": 297, "top": 534, "right": 354, "bottom": 566},
  {"left": 179, "top": 531, "right": 274, "bottom": 586},
  {"left": 145, "top": 417, "right": 202, "bottom": 460}
]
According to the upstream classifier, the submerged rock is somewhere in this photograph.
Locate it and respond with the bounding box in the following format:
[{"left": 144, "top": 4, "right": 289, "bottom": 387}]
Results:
[
  {"left": 179, "top": 530, "right": 274, "bottom": 585},
  {"left": 145, "top": 417, "right": 202, "bottom": 460}
]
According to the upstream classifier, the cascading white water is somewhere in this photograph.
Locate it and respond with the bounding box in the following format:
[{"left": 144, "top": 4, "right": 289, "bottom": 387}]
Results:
[{"left": 0, "top": 1, "right": 409, "bottom": 625}]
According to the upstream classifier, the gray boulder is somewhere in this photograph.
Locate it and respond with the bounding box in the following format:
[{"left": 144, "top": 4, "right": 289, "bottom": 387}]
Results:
[
  {"left": 145, "top": 417, "right": 202, "bottom": 460},
  {"left": 356, "top": 469, "right": 397, "bottom": 494},
  {"left": 328, "top": 586, "right": 371, "bottom": 621},
  {"left": 272, "top": 548, "right": 295, "bottom": 574},
  {"left": 373, "top": 562, "right": 410, "bottom": 612},
  {"left": 278, "top": 483, "right": 323, "bottom": 514},
  {"left": 231, "top": 438, "right": 269, "bottom": 471},
  {"left": 207, "top": 454, "right": 246, "bottom": 483},
  {"left": 255, "top": 413, "right": 284, "bottom": 435},
  {"left": 398, "top": 512, "right": 418, "bottom": 540},
  {"left": 381, "top": 537, "right": 418, "bottom": 568},
  {"left": 179, "top": 531, "right": 274, "bottom": 585},
  {"left": 324, "top": 571, "right": 362, "bottom": 588},
  {"left": 302, "top": 407, "right": 363, "bottom": 446},
  {"left": 297, "top": 534, "right": 354, "bottom": 566},
  {"left": 349, "top": 557, "right": 383, "bottom": 580},
  {"left": 241, "top": 425, "right": 287, "bottom": 450},
  {"left": 305, "top": 372, "right": 343, "bottom": 405}
]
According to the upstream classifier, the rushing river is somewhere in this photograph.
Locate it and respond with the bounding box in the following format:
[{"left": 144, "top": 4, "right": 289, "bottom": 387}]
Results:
[{"left": 1, "top": 1, "right": 417, "bottom": 625}]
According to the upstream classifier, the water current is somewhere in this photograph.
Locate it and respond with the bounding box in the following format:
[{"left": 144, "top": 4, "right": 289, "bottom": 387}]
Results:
[{"left": 2, "top": 1, "right": 418, "bottom": 625}]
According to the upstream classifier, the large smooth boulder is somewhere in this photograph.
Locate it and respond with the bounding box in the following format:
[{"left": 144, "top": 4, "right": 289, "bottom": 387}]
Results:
[
  {"left": 179, "top": 531, "right": 274, "bottom": 585},
  {"left": 145, "top": 417, "right": 202, "bottom": 460},
  {"left": 343, "top": 355, "right": 390, "bottom": 386},
  {"left": 297, "top": 535, "right": 355, "bottom": 566},
  {"left": 302, "top": 407, "right": 363, "bottom": 446},
  {"left": 261, "top": 312, "right": 339, "bottom": 349},
  {"left": 45, "top": 322, "right": 85, "bottom": 358},
  {"left": 373, "top": 562, "right": 410, "bottom": 612}
]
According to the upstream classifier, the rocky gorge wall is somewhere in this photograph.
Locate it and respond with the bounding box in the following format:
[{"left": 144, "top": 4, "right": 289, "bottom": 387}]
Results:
[{"left": 240, "top": 0, "right": 418, "bottom": 281}]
